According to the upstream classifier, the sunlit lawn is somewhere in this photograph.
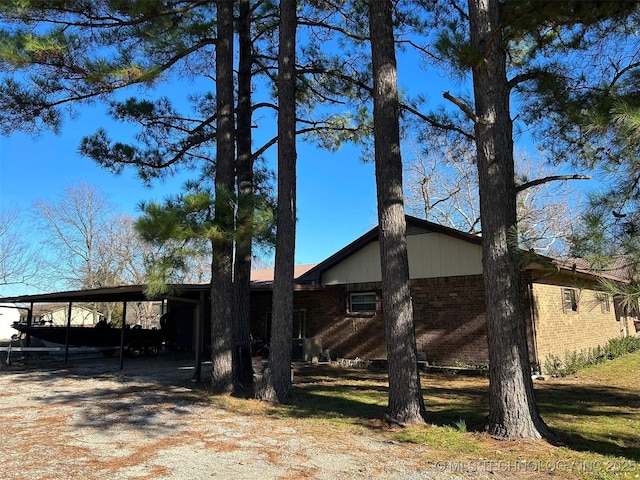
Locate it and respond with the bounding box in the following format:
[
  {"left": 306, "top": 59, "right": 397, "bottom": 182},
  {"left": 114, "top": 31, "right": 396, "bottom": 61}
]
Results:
[{"left": 209, "top": 350, "right": 640, "bottom": 479}]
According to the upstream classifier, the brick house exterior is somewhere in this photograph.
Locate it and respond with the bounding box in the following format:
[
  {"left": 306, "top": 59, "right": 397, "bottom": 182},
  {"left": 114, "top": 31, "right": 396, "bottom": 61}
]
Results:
[
  {"left": 251, "top": 275, "right": 488, "bottom": 365},
  {"left": 524, "top": 272, "right": 636, "bottom": 372},
  {"left": 5, "top": 216, "right": 634, "bottom": 375},
  {"left": 249, "top": 216, "right": 638, "bottom": 373}
]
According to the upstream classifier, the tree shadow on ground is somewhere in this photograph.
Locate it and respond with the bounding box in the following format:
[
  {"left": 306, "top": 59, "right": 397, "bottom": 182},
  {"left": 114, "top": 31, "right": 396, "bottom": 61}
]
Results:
[
  {"left": 291, "top": 365, "right": 640, "bottom": 462},
  {"left": 0, "top": 352, "right": 207, "bottom": 435},
  {"left": 4, "top": 358, "right": 639, "bottom": 462},
  {"left": 536, "top": 383, "right": 640, "bottom": 461}
]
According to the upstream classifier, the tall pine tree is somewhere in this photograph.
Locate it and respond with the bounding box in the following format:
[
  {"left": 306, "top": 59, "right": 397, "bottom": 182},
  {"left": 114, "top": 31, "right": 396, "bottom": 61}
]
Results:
[{"left": 369, "top": 0, "right": 426, "bottom": 425}]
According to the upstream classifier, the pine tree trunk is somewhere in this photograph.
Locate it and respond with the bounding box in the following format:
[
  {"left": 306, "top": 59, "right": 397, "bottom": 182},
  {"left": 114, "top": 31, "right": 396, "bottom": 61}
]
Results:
[
  {"left": 254, "top": 0, "right": 297, "bottom": 403},
  {"left": 210, "top": 0, "right": 235, "bottom": 394},
  {"left": 468, "top": 0, "right": 551, "bottom": 439},
  {"left": 233, "top": 0, "right": 255, "bottom": 390},
  {"left": 369, "top": 0, "right": 427, "bottom": 426}
]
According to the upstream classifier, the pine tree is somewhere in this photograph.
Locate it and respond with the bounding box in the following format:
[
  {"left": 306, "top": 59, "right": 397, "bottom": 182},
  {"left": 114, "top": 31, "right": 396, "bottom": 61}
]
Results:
[
  {"left": 254, "top": 0, "right": 297, "bottom": 403},
  {"left": 369, "top": 0, "right": 426, "bottom": 425}
]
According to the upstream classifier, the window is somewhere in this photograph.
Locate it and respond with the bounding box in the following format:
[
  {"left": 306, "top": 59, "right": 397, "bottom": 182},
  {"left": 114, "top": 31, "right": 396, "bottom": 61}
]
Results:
[
  {"left": 601, "top": 294, "right": 611, "bottom": 313},
  {"left": 563, "top": 288, "right": 578, "bottom": 313},
  {"left": 349, "top": 292, "right": 377, "bottom": 313}
]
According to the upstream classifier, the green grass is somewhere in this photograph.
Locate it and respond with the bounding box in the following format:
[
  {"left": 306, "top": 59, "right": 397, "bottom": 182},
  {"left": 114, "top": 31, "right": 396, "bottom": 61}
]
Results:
[
  {"left": 201, "top": 352, "right": 640, "bottom": 479},
  {"left": 535, "top": 353, "right": 640, "bottom": 472}
]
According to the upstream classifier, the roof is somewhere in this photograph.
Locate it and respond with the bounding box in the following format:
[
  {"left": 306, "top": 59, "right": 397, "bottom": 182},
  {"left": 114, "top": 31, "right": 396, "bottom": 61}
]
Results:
[
  {"left": 250, "top": 264, "right": 317, "bottom": 287},
  {"left": 0, "top": 284, "right": 210, "bottom": 306},
  {"left": 0, "top": 266, "right": 320, "bottom": 305},
  {"left": 1, "top": 216, "right": 628, "bottom": 305},
  {"left": 293, "top": 214, "right": 629, "bottom": 286},
  {"left": 296, "top": 215, "right": 482, "bottom": 284},
  {"left": 543, "top": 257, "right": 631, "bottom": 283}
]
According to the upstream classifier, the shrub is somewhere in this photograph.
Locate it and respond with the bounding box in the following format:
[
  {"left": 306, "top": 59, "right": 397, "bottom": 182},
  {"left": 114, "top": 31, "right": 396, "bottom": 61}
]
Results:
[
  {"left": 453, "top": 419, "right": 467, "bottom": 433},
  {"left": 604, "top": 336, "right": 640, "bottom": 359},
  {"left": 544, "top": 336, "right": 640, "bottom": 377}
]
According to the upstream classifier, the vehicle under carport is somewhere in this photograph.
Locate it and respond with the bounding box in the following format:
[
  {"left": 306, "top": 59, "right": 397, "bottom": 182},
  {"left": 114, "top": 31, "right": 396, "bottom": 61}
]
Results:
[{"left": 0, "top": 284, "right": 210, "bottom": 380}]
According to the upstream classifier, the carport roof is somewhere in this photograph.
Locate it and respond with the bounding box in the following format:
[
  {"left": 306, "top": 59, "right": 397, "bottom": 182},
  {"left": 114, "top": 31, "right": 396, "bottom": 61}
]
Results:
[{"left": 0, "top": 284, "right": 210, "bottom": 305}]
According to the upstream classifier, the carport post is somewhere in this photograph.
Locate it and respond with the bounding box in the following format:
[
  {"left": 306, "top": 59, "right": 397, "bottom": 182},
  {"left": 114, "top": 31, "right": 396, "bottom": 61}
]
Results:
[
  {"left": 193, "top": 290, "right": 205, "bottom": 382},
  {"left": 26, "top": 302, "right": 34, "bottom": 349},
  {"left": 119, "top": 301, "right": 128, "bottom": 370},
  {"left": 64, "top": 301, "right": 73, "bottom": 364}
]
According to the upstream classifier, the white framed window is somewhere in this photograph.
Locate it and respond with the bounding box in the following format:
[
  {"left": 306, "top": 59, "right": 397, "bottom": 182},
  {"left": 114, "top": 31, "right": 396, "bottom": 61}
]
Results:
[
  {"left": 349, "top": 292, "right": 377, "bottom": 313},
  {"left": 562, "top": 288, "right": 578, "bottom": 313},
  {"left": 601, "top": 294, "right": 611, "bottom": 313}
]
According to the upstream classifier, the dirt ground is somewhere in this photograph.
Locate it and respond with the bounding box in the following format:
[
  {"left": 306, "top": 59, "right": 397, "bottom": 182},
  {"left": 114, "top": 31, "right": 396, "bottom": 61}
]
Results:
[{"left": 0, "top": 352, "right": 511, "bottom": 480}]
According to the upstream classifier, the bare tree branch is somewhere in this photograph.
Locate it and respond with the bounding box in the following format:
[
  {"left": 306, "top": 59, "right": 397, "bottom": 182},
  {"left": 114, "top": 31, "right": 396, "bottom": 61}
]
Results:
[
  {"left": 401, "top": 102, "right": 475, "bottom": 140},
  {"left": 516, "top": 174, "right": 591, "bottom": 193},
  {"left": 443, "top": 91, "right": 479, "bottom": 123}
]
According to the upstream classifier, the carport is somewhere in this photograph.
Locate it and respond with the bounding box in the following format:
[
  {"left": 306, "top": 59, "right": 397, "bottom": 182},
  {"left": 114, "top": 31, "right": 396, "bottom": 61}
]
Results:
[{"left": 0, "top": 284, "right": 210, "bottom": 381}]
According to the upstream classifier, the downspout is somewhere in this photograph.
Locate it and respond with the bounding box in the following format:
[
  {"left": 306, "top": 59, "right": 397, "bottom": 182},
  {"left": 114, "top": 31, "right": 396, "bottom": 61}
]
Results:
[{"left": 527, "top": 281, "right": 541, "bottom": 375}]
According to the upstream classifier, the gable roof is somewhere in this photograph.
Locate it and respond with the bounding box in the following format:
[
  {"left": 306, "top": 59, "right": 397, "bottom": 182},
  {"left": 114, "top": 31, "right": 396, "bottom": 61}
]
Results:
[
  {"left": 295, "top": 214, "right": 631, "bottom": 286},
  {"left": 296, "top": 215, "right": 481, "bottom": 285},
  {"left": 2, "top": 216, "right": 628, "bottom": 305}
]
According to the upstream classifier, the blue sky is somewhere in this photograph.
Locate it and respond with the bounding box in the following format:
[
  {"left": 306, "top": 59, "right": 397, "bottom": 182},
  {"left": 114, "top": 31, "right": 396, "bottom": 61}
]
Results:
[
  {"left": 0, "top": 38, "right": 601, "bottom": 297},
  {"left": 0, "top": 99, "right": 381, "bottom": 283},
  {"left": 0, "top": 46, "right": 441, "bottom": 298}
]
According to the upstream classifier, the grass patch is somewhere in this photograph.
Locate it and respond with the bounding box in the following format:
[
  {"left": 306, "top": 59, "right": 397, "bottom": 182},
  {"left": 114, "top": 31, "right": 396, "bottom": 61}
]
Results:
[
  {"left": 312, "top": 353, "right": 639, "bottom": 478},
  {"left": 395, "top": 424, "right": 481, "bottom": 455},
  {"left": 195, "top": 353, "right": 640, "bottom": 478}
]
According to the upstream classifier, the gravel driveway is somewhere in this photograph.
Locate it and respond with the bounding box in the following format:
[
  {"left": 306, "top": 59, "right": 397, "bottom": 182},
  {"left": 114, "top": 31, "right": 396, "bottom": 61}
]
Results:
[{"left": 0, "top": 353, "right": 503, "bottom": 480}]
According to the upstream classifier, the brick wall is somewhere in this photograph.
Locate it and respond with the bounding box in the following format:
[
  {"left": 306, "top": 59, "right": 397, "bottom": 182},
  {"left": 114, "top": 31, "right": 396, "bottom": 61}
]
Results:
[
  {"left": 250, "top": 284, "right": 389, "bottom": 360},
  {"left": 250, "top": 276, "right": 491, "bottom": 366},
  {"left": 250, "top": 273, "right": 636, "bottom": 370},
  {"left": 530, "top": 280, "right": 628, "bottom": 373},
  {"left": 411, "top": 275, "right": 488, "bottom": 366}
]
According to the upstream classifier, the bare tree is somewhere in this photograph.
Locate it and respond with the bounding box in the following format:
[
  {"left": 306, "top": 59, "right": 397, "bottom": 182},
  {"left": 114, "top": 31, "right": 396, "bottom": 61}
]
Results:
[
  {"left": 33, "top": 183, "right": 112, "bottom": 290},
  {"left": 98, "top": 216, "right": 149, "bottom": 286},
  {"left": 404, "top": 141, "right": 480, "bottom": 233},
  {"left": 405, "top": 143, "right": 585, "bottom": 256},
  {"left": 99, "top": 215, "right": 210, "bottom": 286},
  {"left": 32, "top": 183, "right": 207, "bottom": 292},
  {"left": 31, "top": 184, "right": 179, "bottom": 323},
  {"left": 514, "top": 156, "right": 587, "bottom": 256},
  {"left": 0, "top": 207, "right": 41, "bottom": 290}
]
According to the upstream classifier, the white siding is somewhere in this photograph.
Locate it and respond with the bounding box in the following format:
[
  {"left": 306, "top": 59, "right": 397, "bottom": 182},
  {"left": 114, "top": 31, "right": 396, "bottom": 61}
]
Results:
[
  {"left": 322, "top": 242, "right": 382, "bottom": 285},
  {"left": 407, "top": 233, "right": 482, "bottom": 278},
  {"left": 0, "top": 304, "right": 20, "bottom": 341},
  {"left": 321, "top": 233, "right": 482, "bottom": 285},
  {"left": 30, "top": 306, "right": 100, "bottom": 326}
]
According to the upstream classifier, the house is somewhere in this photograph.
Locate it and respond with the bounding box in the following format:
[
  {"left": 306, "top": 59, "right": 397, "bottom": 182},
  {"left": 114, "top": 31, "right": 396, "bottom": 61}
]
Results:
[
  {"left": 250, "top": 216, "right": 638, "bottom": 373},
  {"left": 1, "top": 216, "right": 636, "bottom": 375},
  {"left": 18, "top": 304, "right": 104, "bottom": 327},
  {"left": 0, "top": 303, "right": 20, "bottom": 342}
]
